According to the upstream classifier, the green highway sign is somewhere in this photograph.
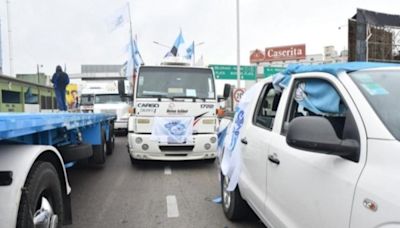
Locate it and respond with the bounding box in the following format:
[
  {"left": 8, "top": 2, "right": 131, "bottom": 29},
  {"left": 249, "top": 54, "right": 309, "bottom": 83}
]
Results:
[
  {"left": 264, "top": 66, "right": 285, "bottom": 78},
  {"left": 209, "top": 65, "right": 257, "bottom": 80}
]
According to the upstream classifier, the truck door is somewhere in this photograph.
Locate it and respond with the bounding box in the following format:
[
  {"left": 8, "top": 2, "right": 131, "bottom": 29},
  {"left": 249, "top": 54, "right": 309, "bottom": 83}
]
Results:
[
  {"left": 240, "top": 83, "right": 281, "bottom": 219},
  {"left": 265, "top": 75, "right": 367, "bottom": 228}
]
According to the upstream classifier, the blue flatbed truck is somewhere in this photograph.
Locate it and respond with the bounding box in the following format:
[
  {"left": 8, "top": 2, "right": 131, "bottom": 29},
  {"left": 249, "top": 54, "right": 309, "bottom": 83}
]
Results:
[{"left": 0, "top": 112, "right": 116, "bottom": 228}]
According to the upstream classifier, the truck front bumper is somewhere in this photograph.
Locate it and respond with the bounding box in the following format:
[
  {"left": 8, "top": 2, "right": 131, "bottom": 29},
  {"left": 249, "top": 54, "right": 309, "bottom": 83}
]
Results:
[
  {"left": 114, "top": 120, "right": 128, "bottom": 131},
  {"left": 128, "top": 133, "right": 217, "bottom": 161}
]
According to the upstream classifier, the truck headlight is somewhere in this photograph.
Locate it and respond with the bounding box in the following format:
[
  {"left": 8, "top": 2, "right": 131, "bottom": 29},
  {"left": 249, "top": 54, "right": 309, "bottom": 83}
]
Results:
[
  {"left": 202, "top": 119, "right": 215, "bottom": 125},
  {"left": 210, "top": 137, "right": 217, "bottom": 143},
  {"left": 137, "top": 119, "right": 150, "bottom": 124},
  {"left": 135, "top": 137, "right": 143, "bottom": 144}
]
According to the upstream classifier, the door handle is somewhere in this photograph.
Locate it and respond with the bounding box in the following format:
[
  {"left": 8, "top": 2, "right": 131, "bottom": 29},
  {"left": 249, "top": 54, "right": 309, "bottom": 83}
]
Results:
[
  {"left": 268, "top": 155, "right": 280, "bottom": 165},
  {"left": 240, "top": 137, "right": 248, "bottom": 145}
]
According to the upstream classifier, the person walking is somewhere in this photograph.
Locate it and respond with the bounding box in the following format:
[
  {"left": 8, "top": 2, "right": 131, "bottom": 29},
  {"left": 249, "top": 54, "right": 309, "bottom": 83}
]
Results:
[{"left": 51, "top": 65, "right": 70, "bottom": 111}]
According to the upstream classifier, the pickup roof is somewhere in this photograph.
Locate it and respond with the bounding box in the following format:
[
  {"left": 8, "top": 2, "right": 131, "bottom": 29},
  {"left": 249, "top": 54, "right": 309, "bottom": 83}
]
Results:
[{"left": 219, "top": 62, "right": 400, "bottom": 228}]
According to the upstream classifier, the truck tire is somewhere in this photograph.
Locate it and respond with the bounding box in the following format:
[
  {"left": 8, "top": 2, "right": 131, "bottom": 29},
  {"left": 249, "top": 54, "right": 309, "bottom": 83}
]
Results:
[
  {"left": 58, "top": 144, "right": 93, "bottom": 163},
  {"left": 17, "top": 161, "right": 64, "bottom": 228},
  {"left": 221, "top": 173, "right": 251, "bottom": 220},
  {"left": 106, "top": 123, "right": 115, "bottom": 155},
  {"left": 89, "top": 128, "right": 106, "bottom": 165}
]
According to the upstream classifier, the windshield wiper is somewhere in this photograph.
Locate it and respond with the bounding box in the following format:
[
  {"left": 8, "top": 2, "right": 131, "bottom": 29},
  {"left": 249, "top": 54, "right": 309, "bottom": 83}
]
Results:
[
  {"left": 142, "top": 94, "right": 171, "bottom": 101},
  {"left": 170, "top": 96, "right": 206, "bottom": 102}
]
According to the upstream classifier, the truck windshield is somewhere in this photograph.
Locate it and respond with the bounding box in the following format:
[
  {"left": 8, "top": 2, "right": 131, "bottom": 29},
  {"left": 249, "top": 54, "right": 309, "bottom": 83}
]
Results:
[
  {"left": 95, "top": 94, "right": 129, "bottom": 104},
  {"left": 350, "top": 70, "right": 400, "bottom": 140},
  {"left": 80, "top": 95, "right": 94, "bottom": 105},
  {"left": 136, "top": 67, "right": 215, "bottom": 99}
]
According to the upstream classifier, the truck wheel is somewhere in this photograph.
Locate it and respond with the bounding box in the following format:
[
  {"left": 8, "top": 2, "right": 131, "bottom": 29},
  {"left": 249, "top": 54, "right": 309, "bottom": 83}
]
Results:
[
  {"left": 106, "top": 124, "right": 115, "bottom": 155},
  {"left": 130, "top": 155, "right": 138, "bottom": 166},
  {"left": 90, "top": 128, "right": 106, "bottom": 165},
  {"left": 221, "top": 173, "right": 250, "bottom": 220},
  {"left": 17, "top": 161, "right": 64, "bottom": 228}
]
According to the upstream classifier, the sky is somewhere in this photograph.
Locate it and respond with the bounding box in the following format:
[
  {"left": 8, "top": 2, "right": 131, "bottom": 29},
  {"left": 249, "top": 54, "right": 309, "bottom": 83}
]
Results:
[{"left": 0, "top": 0, "right": 399, "bottom": 76}]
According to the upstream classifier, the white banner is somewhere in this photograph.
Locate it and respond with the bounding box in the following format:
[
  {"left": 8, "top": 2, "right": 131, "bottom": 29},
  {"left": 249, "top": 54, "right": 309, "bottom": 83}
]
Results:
[
  {"left": 151, "top": 117, "right": 194, "bottom": 144},
  {"left": 220, "top": 83, "right": 263, "bottom": 191}
]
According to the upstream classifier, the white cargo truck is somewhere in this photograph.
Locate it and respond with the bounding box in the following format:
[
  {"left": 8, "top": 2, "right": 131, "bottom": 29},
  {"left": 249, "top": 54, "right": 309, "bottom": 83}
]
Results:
[
  {"left": 127, "top": 64, "right": 227, "bottom": 162},
  {"left": 80, "top": 79, "right": 132, "bottom": 133}
]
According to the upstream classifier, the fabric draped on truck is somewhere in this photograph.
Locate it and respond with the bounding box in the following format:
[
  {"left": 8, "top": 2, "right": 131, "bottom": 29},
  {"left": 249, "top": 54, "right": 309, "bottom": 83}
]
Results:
[
  {"left": 150, "top": 117, "right": 194, "bottom": 144},
  {"left": 220, "top": 83, "right": 264, "bottom": 191}
]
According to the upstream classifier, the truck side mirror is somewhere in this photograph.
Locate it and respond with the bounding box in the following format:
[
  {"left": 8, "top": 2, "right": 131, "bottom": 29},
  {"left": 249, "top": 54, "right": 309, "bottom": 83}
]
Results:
[
  {"left": 118, "top": 79, "right": 125, "bottom": 96},
  {"left": 223, "top": 84, "right": 231, "bottom": 99},
  {"left": 286, "top": 116, "right": 360, "bottom": 162}
]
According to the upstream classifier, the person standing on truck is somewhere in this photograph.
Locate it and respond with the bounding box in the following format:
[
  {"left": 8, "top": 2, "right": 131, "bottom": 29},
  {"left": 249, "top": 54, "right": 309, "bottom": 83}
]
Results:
[{"left": 51, "top": 65, "right": 70, "bottom": 111}]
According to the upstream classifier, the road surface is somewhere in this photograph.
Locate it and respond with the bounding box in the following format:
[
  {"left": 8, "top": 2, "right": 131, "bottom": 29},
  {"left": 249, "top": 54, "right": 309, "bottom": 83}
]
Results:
[{"left": 65, "top": 136, "right": 264, "bottom": 228}]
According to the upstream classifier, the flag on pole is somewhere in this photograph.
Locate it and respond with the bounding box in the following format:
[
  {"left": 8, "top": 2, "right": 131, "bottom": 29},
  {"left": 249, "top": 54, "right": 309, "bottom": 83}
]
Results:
[
  {"left": 108, "top": 3, "right": 129, "bottom": 32},
  {"left": 185, "top": 41, "right": 195, "bottom": 60},
  {"left": 165, "top": 30, "right": 185, "bottom": 57}
]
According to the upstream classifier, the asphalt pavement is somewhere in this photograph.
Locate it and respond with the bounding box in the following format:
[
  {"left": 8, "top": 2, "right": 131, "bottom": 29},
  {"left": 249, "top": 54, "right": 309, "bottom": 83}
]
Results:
[{"left": 65, "top": 136, "right": 265, "bottom": 228}]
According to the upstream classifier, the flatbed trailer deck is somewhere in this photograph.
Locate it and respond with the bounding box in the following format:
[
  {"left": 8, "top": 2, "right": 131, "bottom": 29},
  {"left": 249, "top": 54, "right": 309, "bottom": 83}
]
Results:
[{"left": 0, "top": 112, "right": 116, "bottom": 228}]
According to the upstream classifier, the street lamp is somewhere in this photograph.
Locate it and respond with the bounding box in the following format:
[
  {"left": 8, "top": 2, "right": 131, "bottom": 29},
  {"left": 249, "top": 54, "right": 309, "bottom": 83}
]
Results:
[
  {"left": 36, "top": 64, "right": 43, "bottom": 84},
  {"left": 236, "top": 0, "right": 241, "bottom": 89}
]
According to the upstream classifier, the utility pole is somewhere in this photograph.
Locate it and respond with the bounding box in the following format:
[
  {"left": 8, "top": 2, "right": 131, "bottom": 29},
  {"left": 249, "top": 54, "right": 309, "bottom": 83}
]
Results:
[
  {"left": 236, "top": 0, "right": 241, "bottom": 89},
  {"left": 0, "top": 19, "right": 3, "bottom": 75},
  {"left": 6, "top": 0, "right": 14, "bottom": 76}
]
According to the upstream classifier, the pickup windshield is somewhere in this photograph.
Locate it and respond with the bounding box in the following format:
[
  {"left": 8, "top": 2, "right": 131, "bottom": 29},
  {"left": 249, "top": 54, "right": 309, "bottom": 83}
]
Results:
[
  {"left": 136, "top": 67, "right": 215, "bottom": 99},
  {"left": 350, "top": 70, "right": 400, "bottom": 140}
]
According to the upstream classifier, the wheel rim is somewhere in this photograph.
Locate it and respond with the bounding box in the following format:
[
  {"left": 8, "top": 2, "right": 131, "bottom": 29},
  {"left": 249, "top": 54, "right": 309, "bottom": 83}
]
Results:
[
  {"left": 33, "top": 197, "right": 59, "bottom": 228},
  {"left": 222, "top": 176, "right": 232, "bottom": 210}
]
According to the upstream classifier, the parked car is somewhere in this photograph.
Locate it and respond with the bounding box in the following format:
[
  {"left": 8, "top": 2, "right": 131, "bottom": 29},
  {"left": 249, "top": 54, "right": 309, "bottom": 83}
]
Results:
[{"left": 219, "top": 62, "right": 400, "bottom": 228}]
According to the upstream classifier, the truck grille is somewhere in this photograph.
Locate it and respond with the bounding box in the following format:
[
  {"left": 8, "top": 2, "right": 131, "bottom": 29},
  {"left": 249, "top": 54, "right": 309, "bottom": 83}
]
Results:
[{"left": 159, "top": 146, "right": 194, "bottom": 152}]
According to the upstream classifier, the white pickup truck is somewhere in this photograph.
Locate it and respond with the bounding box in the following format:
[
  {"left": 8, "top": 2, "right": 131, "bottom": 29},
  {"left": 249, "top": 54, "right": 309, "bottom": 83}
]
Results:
[{"left": 220, "top": 62, "right": 400, "bottom": 228}]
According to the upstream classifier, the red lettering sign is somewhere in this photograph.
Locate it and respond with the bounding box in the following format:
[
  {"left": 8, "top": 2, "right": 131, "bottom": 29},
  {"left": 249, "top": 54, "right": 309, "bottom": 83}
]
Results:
[{"left": 264, "top": 44, "right": 306, "bottom": 61}]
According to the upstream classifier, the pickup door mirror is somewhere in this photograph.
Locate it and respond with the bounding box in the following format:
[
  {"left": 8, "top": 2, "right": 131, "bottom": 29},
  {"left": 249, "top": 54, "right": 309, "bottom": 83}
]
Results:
[
  {"left": 223, "top": 84, "right": 231, "bottom": 99},
  {"left": 286, "top": 116, "right": 359, "bottom": 162},
  {"left": 118, "top": 79, "right": 125, "bottom": 96}
]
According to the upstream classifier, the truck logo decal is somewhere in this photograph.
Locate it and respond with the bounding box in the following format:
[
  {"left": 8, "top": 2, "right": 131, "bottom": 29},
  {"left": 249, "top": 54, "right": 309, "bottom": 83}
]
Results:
[
  {"left": 138, "top": 103, "right": 160, "bottom": 108},
  {"left": 193, "top": 112, "right": 208, "bottom": 126},
  {"left": 200, "top": 104, "right": 214, "bottom": 109}
]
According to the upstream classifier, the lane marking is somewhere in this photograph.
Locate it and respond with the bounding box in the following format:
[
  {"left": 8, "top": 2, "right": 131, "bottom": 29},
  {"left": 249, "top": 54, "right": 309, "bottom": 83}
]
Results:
[
  {"left": 166, "top": 195, "right": 179, "bottom": 218},
  {"left": 164, "top": 166, "right": 172, "bottom": 175}
]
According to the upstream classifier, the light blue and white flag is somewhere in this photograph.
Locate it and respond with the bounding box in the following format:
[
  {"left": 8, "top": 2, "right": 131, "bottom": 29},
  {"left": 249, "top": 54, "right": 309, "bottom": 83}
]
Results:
[
  {"left": 164, "top": 30, "right": 185, "bottom": 57},
  {"left": 220, "top": 83, "right": 263, "bottom": 191},
  {"left": 107, "top": 3, "right": 130, "bottom": 32},
  {"left": 151, "top": 117, "right": 194, "bottom": 144},
  {"left": 185, "top": 41, "right": 195, "bottom": 60}
]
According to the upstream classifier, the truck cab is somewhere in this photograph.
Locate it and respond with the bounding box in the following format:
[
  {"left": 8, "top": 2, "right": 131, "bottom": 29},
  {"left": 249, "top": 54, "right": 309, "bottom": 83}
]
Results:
[
  {"left": 220, "top": 63, "right": 400, "bottom": 228},
  {"left": 80, "top": 79, "right": 132, "bottom": 133},
  {"left": 128, "top": 64, "right": 219, "bottom": 162}
]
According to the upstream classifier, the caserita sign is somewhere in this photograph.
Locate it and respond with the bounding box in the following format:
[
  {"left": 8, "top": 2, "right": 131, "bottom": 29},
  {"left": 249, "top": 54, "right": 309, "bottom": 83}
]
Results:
[{"left": 265, "top": 44, "right": 306, "bottom": 61}]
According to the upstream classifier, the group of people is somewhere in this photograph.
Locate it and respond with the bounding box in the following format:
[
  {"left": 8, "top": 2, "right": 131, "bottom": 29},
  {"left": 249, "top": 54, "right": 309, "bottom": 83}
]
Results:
[{"left": 51, "top": 65, "right": 70, "bottom": 111}]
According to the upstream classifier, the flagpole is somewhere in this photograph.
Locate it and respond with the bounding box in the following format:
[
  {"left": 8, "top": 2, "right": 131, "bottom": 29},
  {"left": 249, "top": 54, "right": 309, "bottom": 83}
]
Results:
[
  {"left": 6, "top": 0, "right": 14, "bottom": 76},
  {"left": 193, "top": 41, "right": 195, "bottom": 66},
  {"left": 127, "top": 2, "right": 135, "bottom": 76}
]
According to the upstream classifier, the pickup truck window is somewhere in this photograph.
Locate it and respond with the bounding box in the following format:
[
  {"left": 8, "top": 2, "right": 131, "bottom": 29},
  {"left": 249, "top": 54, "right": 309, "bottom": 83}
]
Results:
[
  {"left": 253, "top": 83, "right": 282, "bottom": 130},
  {"left": 350, "top": 71, "right": 400, "bottom": 140},
  {"left": 282, "top": 78, "right": 360, "bottom": 148}
]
